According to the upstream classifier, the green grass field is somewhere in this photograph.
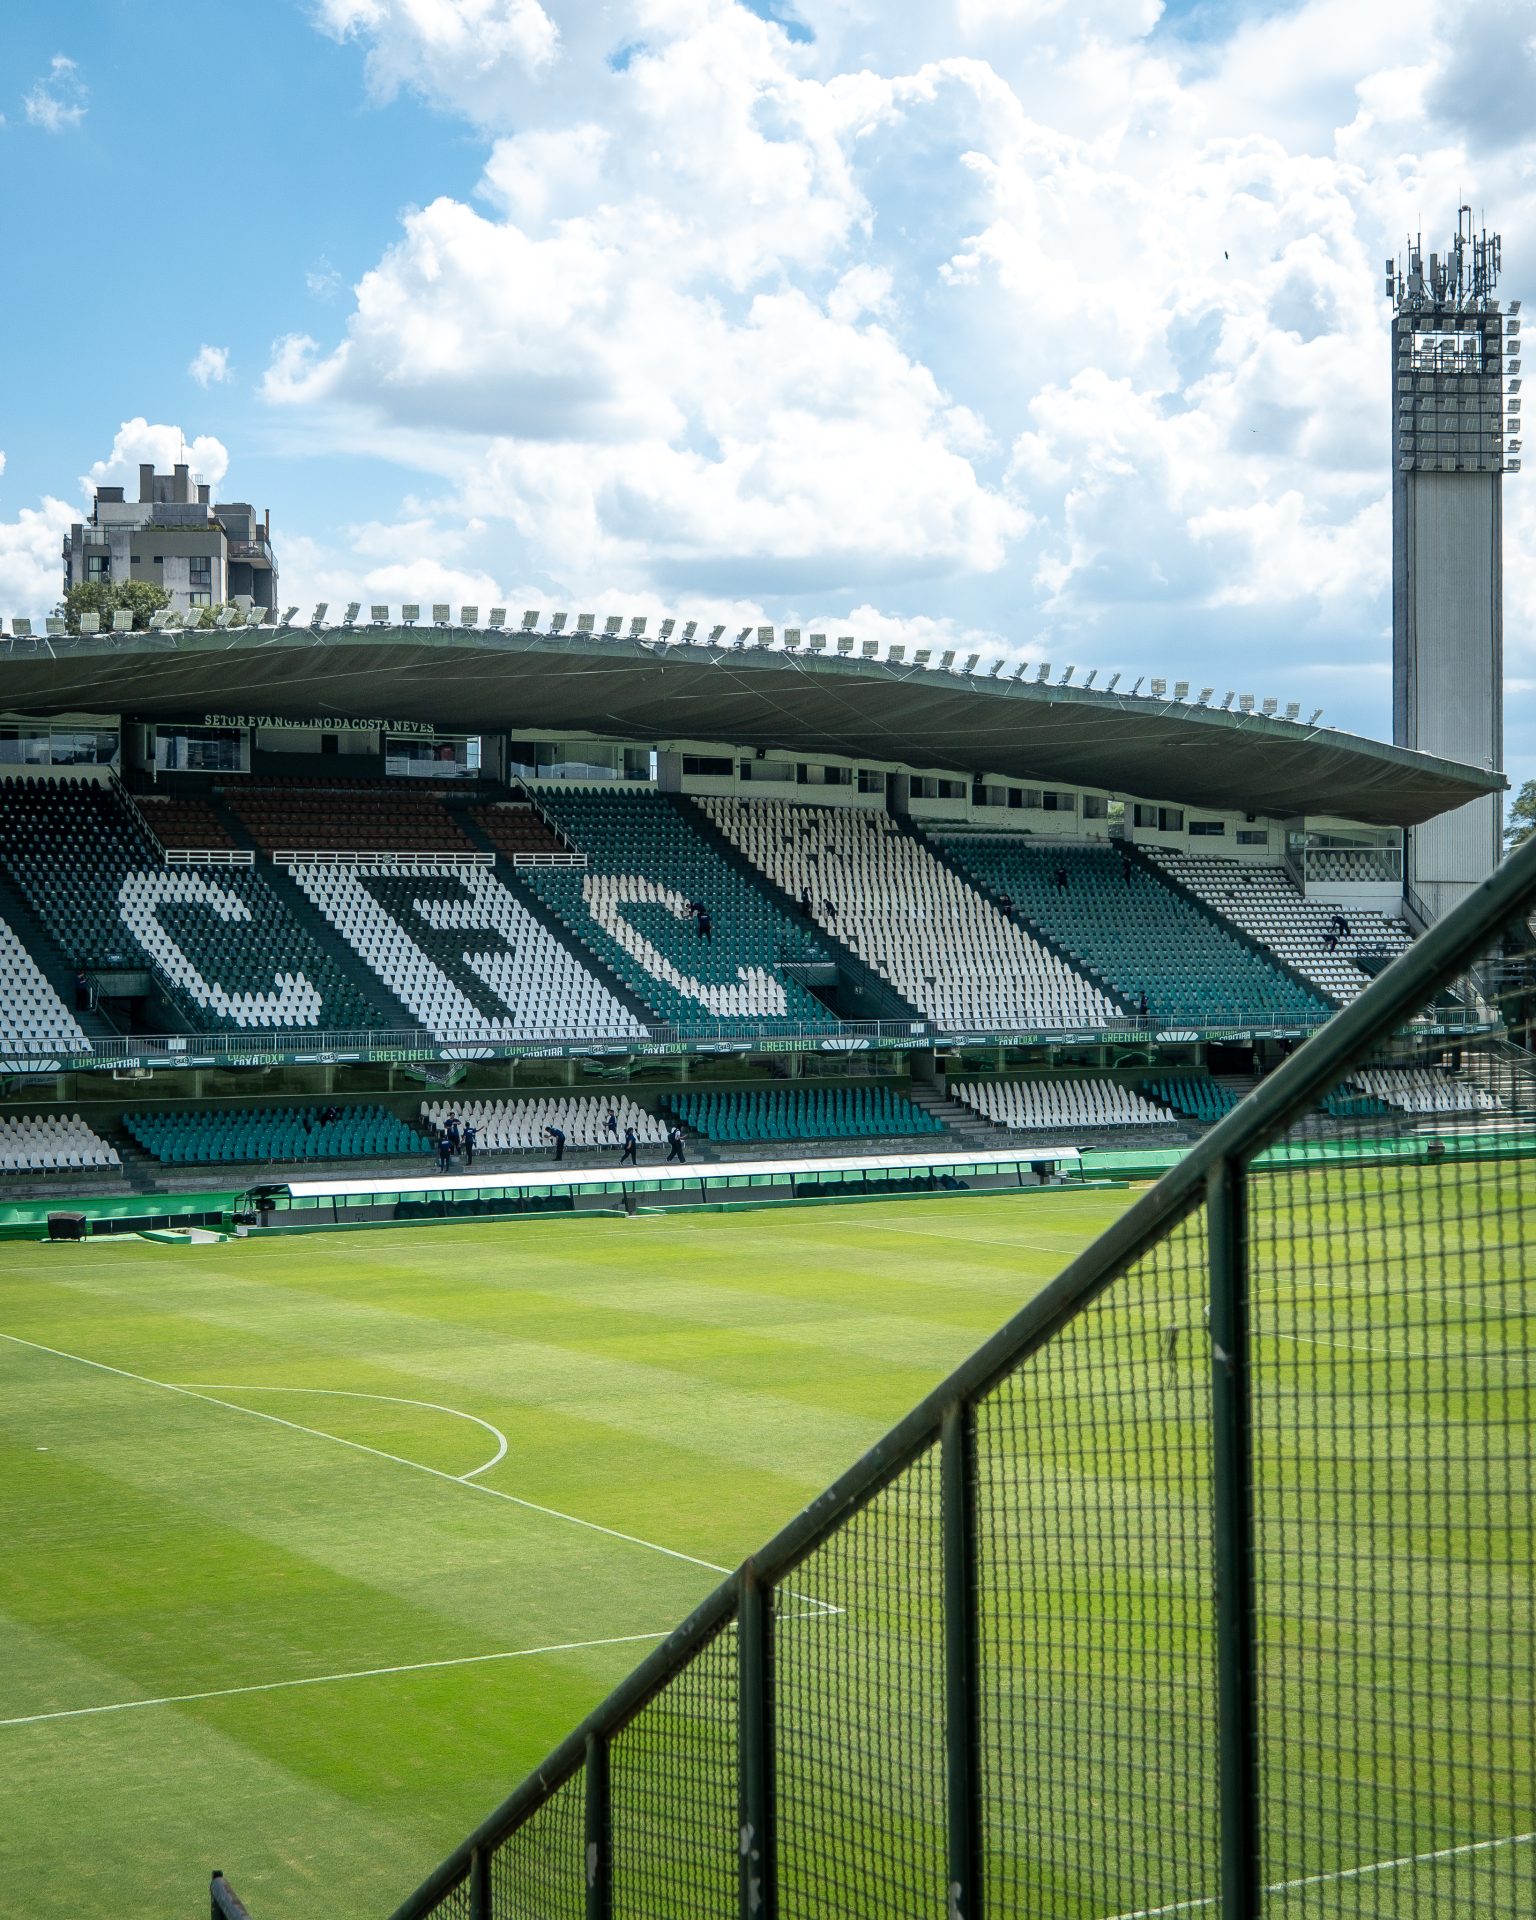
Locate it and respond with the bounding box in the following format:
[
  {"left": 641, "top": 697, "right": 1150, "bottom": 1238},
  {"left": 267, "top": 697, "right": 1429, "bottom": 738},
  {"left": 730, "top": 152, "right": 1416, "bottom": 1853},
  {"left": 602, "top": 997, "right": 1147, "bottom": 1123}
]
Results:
[
  {"left": 3, "top": 1168, "right": 1531, "bottom": 1920},
  {"left": 0, "top": 1191, "right": 1136, "bottom": 1919}
]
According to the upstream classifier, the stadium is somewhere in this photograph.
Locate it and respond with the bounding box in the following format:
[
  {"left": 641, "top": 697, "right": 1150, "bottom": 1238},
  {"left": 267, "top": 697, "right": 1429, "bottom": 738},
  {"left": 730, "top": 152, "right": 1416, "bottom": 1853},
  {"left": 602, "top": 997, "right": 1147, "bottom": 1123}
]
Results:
[{"left": 0, "top": 201, "right": 1532, "bottom": 1920}]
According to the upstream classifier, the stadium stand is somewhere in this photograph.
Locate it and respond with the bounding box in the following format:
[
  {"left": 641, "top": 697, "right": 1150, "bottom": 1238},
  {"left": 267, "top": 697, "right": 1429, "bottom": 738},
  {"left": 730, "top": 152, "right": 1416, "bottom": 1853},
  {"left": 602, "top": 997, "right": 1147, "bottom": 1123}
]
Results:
[
  {"left": 664, "top": 1085, "right": 943, "bottom": 1144},
  {"left": 0, "top": 1112, "right": 119, "bottom": 1172},
  {"left": 419, "top": 1094, "right": 665, "bottom": 1151},
  {"left": 935, "top": 836, "right": 1326, "bottom": 1026},
  {"left": 954, "top": 1077, "right": 1174, "bottom": 1131},
  {"left": 701, "top": 798, "right": 1121, "bottom": 1029},
  {"left": 1141, "top": 1073, "right": 1240, "bottom": 1124},
  {"left": 1319, "top": 1088, "right": 1395, "bottom": 1119},
  {"left": 290, "top": 861, "right": 644, "bottom": 1040},
  {"left": 134, "top": 793, "right": 240, "bottom": 850},
  {"left": 228, "top": 780, "right": 476, "bottom": 854},
  {"left": 513, "top": 788, "right": 840, "bottom": 1030},
  {"left": 0, "top": 777, "right": 392, "bottom": 1031},
  {"left": 124, "top": 1105, "right": 420, "bottom": 1165},
  {"left": 0, "top": 914, "right": 90, "bottom": 1053},
  {"left": 469, "top": 802, "right": 572, "bottom": 860},
  {"left": 1146, "top": 851, "right": 1412, "bottom": 1003},
  {"left": 1348, "top": 1065, "right": 1502, "bottom": 1114}
]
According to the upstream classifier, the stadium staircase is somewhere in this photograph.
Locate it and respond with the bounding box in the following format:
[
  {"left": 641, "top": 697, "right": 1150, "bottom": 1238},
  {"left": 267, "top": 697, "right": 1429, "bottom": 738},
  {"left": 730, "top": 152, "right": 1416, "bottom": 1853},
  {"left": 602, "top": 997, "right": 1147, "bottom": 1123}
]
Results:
[
  {"left": 0, "top": 862, "right": 118, "bottom": 1046},
  {"left": 904, "top": 1080, "right": 1017, "bottom": 1150},
  {"left": 897, "top": 816, "right": 1134, "bottom": 1015},
  {"left": 508, "top": 787, "right": 844, "bottom": 1034},
  {"left": 454, "top": 807, "right": 657, "bottom": 1030},
  {"left": 204, "top": 792, "right": 433, "bottom": 1034}
]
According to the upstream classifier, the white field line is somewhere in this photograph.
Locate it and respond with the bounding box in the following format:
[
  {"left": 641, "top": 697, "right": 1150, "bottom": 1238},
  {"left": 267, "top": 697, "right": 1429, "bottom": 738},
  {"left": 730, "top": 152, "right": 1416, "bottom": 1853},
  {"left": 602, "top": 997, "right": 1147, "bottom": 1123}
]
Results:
[
  {"left": 0, "top": 1330, "right": 726, "bottom": 1576},
  {"left": 178, "top": 1384, "right": 508, "bottom": 1481},
  {"left": 1104, "top": 1828, "right": 1536, "bottom": 1919},
  {"left": 0, "top": 1630, "right": 674, "bottom": 1731}
]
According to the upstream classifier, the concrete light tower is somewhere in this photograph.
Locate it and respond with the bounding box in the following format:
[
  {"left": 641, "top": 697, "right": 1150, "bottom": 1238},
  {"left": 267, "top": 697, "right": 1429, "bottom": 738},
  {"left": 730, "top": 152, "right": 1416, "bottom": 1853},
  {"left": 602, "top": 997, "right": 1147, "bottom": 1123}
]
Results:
[{"left": 1389, "top": 208, "right": 1521, "bottom": 921}]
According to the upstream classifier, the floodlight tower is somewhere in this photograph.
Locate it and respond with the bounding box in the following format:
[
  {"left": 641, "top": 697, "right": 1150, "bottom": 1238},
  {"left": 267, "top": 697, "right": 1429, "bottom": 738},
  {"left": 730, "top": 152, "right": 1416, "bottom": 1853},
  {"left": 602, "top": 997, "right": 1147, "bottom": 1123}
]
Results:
[{"left": 1389, "top": 207, "right": 1521, "bottom": 921}]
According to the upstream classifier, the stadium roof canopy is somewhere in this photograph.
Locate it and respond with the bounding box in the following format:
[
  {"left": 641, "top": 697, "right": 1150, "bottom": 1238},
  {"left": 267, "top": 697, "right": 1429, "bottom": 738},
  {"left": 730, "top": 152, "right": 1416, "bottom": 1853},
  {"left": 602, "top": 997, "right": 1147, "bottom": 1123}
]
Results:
[{"left": 0, "top": 624, "right": 1502, "bottom": 827}]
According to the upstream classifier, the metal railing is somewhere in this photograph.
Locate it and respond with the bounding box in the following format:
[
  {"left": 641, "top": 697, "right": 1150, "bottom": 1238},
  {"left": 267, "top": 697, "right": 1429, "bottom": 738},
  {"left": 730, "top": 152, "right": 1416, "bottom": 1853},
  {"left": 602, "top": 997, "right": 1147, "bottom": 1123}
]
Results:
[
  {"left": 373, "top": 834, "right": 1536, "bottom": 1920},
  {"left": 163, "top": 847, "right": 255, "bottom": 867},
  {"left": 273, "top": 849, "right": 495, "bottom": 868}
]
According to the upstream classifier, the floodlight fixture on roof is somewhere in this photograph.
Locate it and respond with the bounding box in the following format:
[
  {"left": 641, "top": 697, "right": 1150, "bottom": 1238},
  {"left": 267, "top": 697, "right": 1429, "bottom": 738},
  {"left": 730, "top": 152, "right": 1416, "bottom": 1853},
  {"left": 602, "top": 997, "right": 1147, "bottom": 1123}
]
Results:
[
  {"left": 1284, "top": 701, "right": 1300, "bottom": 721},
  {"left": 1308, "top": 708, "right": 1324, "bottom": 724},
  {"left": 808, "top": 633, "right": 826, "bottom": 651},
  {"left": 45, "top": 616, "right": 65, "bottom": 636},
  {"left": 682, "top": 620, "right": 698, "bottom": 640},
  {"left": 524, "top": 610, "right": 542, "bottom": 631},
  {"left": 577, "top": 614, "right": 596, "bottom": 634},
  {"left": 1150, "top": 678, "right": 1166, "bottom": 698},
  {"left": 605, "top": 616, "right": 623, "bottom": 636},
  {"left": 460, "top": 606, "right": 479, "bottom": 627},
  {"left": 11, "top": 617, "right": 32, "bottom": 637},
  {"left": 1173, "top": 681, "right": 1189, "bottom": 700},
  {"left": 860, "top": 640, "right": 878, "bottom": 658},
  {"left": 914, "top": 648, "right": 931, "bottom": 666},
  {"left": 1238, "top": 693, "right": 1255, "bottom": 712},
  {"left": 1262, "top": 697, "right": 1278, "bottom": 716},
  {"left": 343, "top": 602, "right": 361, "bottom": 625},
  {"left": 631, "top": 616, "right": 647, "bottom": 636},
  {"left": 312, "top": 603, "right": 329, "bottom": 626},
  {"left": 757, "top": 626, "right": 774, "bottom": 644},
  {"left": 281, "top": 606, "right": 300, "bottom": 626},
  {"left": 215, "top": 608, "right": 238, "bottom": 629},
  {"left": 79, "top": 612, "right": 101, "bottom": 633},
  {"left": 112, "top": 609, "right": 134, "bottom": 632},
  {"left": 402, "top": 604, "right": 420, "bottom": 625},
  {"left": 1036, "top": 662, "right": 1050, "bottom": 681},
  {"left": 888, "top": 644, "right": 905, "bottom": 663},
  {"left": 1198, "top": 688, "right": 1214, "bottom": 705},
  {"left": 784, "top": 628, "right": 800, "bottom": 647},
  {"left": 833, "top": 636, "right": 851, "bottom": 654},
  {"left": 370, "top": 604, "right": 389, "bottom": 624},
  {"left": 1221, "top": 691, "right": 1234, "bottom": 709},
  {"left": 487, "top": 607, "right": 508, "bottom": 628},
  {"left": 709, "top": 624, "right": 725, "bottom": 642},
  {"left": 1083, "top": 668, "right": 1097, "bottom": 687},
  {"left": 1012, "top": 663, "right": 1027, "bottom": 679},
  {"left": 1105, "top": 671, "right": 1120, "bottom": 692},
  {"left": 660, "top": 617, "right": 676, "bottom": 639},
  {"left": 1130, "top": 677, "right": 1144, "bottom": 695},
  {"left": 963, "top": 653, "right": 980, "bottom": 673},
  {"left": 432, "top": 603, "right": 450, "bottom": 625},
  {"left": 736, "top": 626, "right": 753, "bottom": 645},
  {"left": 1060, "top": 665, "right": 1074, "bottom": 684},
  {"left": 941, "top": 649, "right": 956, "bottom": 668},
  {"left": 149, "top": 610, "right": 175, "bottom": 632},
  {"left": 548, "top": 612, "right": 566, "bottom": 633},
  {"left": 989, "top": 658, "right": 1004, "bottom": 676}
]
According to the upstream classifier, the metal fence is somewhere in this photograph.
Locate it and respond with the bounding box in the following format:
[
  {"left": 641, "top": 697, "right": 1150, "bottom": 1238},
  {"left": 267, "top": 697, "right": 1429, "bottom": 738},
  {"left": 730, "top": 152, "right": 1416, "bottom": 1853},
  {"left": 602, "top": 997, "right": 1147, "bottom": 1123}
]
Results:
[{"left": 301, "top": 849, "right": 1536, "bottom": 1916}]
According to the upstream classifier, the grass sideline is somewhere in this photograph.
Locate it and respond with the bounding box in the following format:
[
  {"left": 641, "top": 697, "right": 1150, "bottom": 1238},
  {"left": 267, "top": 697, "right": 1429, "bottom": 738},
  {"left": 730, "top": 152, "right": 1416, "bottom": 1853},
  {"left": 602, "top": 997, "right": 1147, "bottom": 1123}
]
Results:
[{"left": 0, "top": 1189, "right": 1132, "bottom": 1919}]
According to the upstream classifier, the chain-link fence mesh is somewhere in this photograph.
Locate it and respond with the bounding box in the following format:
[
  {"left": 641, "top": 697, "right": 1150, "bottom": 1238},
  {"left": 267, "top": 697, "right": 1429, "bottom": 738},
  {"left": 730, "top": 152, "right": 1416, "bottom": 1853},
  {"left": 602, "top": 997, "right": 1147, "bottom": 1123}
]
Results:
[
  {"left": 611, "top": 1620, "right": 738, "bottom": 1920},
  {"left": 772, "top": 1446, "right": 945, "bottom": 1920},
  {"left": 976, "top": 1207, "right": 1219, "bottom": 1919},
  {"left": 397, "top": 860, "right": 1535, "bottom": 1920}
]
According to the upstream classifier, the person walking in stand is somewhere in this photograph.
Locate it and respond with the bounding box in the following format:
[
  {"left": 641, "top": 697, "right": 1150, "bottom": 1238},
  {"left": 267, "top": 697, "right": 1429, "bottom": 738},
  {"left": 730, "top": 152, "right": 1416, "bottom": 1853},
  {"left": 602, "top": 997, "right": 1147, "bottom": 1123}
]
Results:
[
  {"left": 665, "top": 1123, "right": 686, "bottom": 1164},
  {"left": 997, "top": 891, "right": 1014, "bottom": 918},
  {"left": 544, "top": 1123, "right": 566, "bottom": 1163},
  {"left": 462, "top": 1121, "right": 477, "bottom": 1169},
  {"left": 697, "top": 908, "right": 713, "bottom": 943},
  {"left": 620, "top": 1124, "right": 639, "bottom": 1166},
  {"left": 603, "top": 1106, "right": 619, "bottom": 1147},
  {"left": 436, "top": 1130, "right": 453, "bottom": 1175},
  {"left": 444, "top": 1113, "right": 461, "bottom": 1153}
]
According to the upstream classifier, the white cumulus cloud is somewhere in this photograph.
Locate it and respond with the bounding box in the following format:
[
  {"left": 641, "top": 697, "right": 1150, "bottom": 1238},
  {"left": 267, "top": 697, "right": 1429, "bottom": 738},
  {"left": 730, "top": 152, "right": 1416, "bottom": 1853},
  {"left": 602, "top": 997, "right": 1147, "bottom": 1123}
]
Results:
[
  {"left": 84, "top": 419, "right": 231, "bottom": 498},
  {"left": 23, "top": 54, "right": 87, "bottom": 133},
  {"left": 188, "top": 345, "right": 231, "bottom": 388}
]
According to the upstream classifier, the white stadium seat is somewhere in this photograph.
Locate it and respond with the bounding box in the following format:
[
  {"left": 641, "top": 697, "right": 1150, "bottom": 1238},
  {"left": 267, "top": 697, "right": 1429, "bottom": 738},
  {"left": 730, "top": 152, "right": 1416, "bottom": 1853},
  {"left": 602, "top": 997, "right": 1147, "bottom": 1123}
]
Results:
[{"left": 420, "top": 1094, "right": 666, "bottom": 1152}]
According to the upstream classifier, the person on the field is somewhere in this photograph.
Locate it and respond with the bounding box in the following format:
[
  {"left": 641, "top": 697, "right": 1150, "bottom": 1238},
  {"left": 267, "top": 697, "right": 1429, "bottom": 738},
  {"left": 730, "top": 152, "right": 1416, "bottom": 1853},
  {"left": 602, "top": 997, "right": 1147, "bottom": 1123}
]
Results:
[
  {"left": 544, "top": 1124, "right": 565, "bottom": 1162},
  {"left": 462, "top": 1122, "right": 477, "bottom": 1169},
  {"left": 666, "top": 1124, "right": 686, "bottom": 1164},
  {"left": 621, "top": 1125, "right": 639, "bottom": 1165}
]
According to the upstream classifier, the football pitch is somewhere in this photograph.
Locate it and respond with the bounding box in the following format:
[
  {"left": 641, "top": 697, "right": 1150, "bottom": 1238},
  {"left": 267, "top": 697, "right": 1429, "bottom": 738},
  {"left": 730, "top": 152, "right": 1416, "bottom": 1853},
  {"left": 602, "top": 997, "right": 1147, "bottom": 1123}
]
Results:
[
  {"left": 2, "top": 1170, "right": 1531, "bottom": 1920},
  {"left": 0, "top": 1190, "right": 1136, "bottom": 1919}
]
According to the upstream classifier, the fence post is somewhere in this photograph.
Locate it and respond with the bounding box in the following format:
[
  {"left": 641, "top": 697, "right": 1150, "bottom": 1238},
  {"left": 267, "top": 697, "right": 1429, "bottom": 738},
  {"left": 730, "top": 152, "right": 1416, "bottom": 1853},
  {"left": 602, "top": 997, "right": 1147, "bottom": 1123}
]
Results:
[
  {"left": 468, "top": 1844, "right": 490, "bottom": 1920},
  {"left": 739, "top": 1565, "right": 776, "bottom": 1920},
  {"left": 1208, "top": 1155, "right": 1260, "bottom": 1918},
  {"left": 585, "top": 1731, "right": 611, "bottom": 1920},
  {"left": 942, "top": 1402, "right": 982, "bottom": 1920}
]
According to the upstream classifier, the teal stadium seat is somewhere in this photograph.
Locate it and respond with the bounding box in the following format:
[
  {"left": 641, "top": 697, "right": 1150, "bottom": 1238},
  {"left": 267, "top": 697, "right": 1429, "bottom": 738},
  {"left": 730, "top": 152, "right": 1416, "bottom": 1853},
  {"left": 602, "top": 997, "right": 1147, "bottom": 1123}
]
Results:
[
  {"left": 1141, "top": 1074, "right": 1240, "bottom": 1124},
  {"left": 0, "top": 778, "right": 390, "bottom": 1034},
  {"left": 513, "top": 789, "right": 840, "bottom": 1034},
  {"left": 664, "top": 1085, "right": 943, "bottom": 1144},
  {"left": 124, "top": 1105, "right": 420, "bottom": 1166},
  {"left": 936, "top": 838, "right": 1329, "bottom": 1029}
]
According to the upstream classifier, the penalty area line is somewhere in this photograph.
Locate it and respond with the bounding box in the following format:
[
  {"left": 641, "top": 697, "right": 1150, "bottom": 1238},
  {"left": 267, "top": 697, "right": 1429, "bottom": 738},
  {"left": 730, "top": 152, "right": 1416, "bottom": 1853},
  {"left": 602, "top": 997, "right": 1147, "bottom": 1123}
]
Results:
[
  {"left": 0, "top": 1630, "right": 675, "bottom": 1731},
  {"left": 1103, "top": 1827, "right": 1536, "bottom": 1919}
]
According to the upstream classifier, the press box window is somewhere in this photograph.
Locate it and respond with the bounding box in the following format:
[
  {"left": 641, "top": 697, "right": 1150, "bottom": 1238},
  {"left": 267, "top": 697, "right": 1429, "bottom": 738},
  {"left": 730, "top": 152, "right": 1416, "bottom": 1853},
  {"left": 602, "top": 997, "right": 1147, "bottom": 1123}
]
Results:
[
  {"left": 1082, "top": 795, "right": 1109, "bottom": 820},
  {"left": 1190, "top": 820, "right": 1226, "bottom": 837},
  {"left": 1236, "top": 829, "right": 1268, "bottom": 846},
  {"left": 1041, "top": 791, "right": 1076, "bottom": 813},
  {"left": 1133, "top": 804, "right": 1184, "bottom": 832},
  {"left": 857, "top": 768, "right": 884, "bottom": 793},
  {"left": 154, "top": 725, "right": 248, "bottom": 774},
  {"left": 682, "top": 755, "right": 734, "bottom": 777}
]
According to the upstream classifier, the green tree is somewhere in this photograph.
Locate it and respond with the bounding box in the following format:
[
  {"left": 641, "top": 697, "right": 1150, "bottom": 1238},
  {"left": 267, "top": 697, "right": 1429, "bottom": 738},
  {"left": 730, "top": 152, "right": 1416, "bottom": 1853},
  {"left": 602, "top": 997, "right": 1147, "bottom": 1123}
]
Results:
[
  {"left": 1506, "top": 779, "right": 1536, "bottom": 850},
  {"left": 62, "top": 579, "right": 169, "bottom": 633}
]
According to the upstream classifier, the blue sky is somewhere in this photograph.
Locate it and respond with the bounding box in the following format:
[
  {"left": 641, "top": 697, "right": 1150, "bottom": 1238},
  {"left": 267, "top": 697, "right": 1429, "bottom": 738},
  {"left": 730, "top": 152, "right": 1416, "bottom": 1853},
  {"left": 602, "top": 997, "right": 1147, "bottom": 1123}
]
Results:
[{"left": 1, "top": 0, "right": 1532, "bottom": 790}]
